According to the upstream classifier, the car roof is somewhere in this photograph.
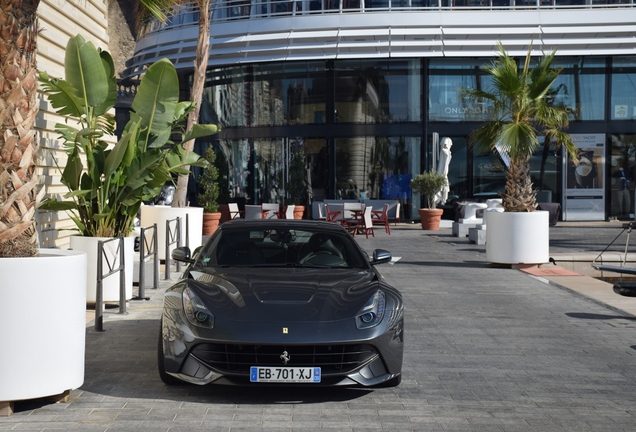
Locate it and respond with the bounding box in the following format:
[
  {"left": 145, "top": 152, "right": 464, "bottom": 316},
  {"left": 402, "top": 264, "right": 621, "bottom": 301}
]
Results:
[{"left": 220, "top": 219, "right": 349, "bottom": 234}]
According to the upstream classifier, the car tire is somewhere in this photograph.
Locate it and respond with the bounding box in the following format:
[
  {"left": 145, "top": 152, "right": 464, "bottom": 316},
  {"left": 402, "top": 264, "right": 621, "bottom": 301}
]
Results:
[{"left": 157, "top": 322, "right": 184, "bottom": 386}]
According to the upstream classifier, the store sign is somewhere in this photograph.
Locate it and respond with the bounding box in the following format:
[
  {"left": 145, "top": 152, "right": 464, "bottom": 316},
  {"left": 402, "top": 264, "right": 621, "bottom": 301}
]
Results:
[{"left": 563, "top": 134, "right": 605, "bottom": 221}]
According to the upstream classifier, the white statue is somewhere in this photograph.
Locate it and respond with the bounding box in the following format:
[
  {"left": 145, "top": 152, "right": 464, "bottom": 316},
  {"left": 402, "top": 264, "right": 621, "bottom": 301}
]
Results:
[{"left": 435, "top": 137, "right": 453, "bottom": 205}]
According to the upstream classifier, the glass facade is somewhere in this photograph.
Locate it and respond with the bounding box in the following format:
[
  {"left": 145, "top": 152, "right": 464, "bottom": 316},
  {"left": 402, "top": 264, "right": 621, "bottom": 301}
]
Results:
[
  {"left": 334, "top": 60, "right": 421, "bottom": 123},
  {"left": 611, "top": 57, "right": 636, "bottom": 121},
  {"left": 192, "top": 55, "right": 636, "bottom": 221}
]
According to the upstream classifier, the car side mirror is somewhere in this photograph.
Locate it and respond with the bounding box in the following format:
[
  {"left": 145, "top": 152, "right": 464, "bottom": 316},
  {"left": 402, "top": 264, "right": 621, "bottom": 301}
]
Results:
[
  {"left": 370, "top": 249, "right": 392, "bottom": 265},
  {"left": 172, "top": 246, "right": 194, "bottom": 263}
]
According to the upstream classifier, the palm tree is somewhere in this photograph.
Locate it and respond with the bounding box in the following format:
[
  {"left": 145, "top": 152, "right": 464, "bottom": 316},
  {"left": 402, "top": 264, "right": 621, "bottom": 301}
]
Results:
[
  {"left": 138, "top": 0, "right": 212, "bottom": 207},
  {"left": 463, "top": 42, "right": 578, "bottom": 212},
  {"left": 0, "top": 0, "right": 42, "bottom": 258}
]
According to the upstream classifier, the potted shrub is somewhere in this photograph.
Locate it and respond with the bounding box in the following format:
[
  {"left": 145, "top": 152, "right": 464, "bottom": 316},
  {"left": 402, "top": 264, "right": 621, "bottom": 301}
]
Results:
[
  {"left": 199, "top": 147, "right": 222, "bottom": 235},
  {"left": 39, "top": 35, "right": 218, "bottom": 301},
  {"left": 462, "top": 42, "right": 577, "bottom": 265},
  {"left": 410, "top": 170, "right": 448, "bottom": 230}
]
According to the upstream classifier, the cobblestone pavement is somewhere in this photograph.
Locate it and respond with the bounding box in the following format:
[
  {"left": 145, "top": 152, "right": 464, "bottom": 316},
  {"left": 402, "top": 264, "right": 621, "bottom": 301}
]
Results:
[{"left": 2, "top": 222, "right": 636, "bottom": 431}]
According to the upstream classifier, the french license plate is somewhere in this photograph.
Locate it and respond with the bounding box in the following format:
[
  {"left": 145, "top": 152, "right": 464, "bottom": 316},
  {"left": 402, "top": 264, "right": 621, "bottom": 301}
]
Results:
[{"left": 250, "top": 366, "right": 321, "bottom": 383}]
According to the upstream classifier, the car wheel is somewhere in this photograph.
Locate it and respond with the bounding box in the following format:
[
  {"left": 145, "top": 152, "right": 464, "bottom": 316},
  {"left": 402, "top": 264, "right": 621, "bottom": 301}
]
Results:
[
  {"left": 375, "top": 374, "right": 401, "bottom": 388},
  {"left": 157, "top": 322, "right": 184, "bottom": 386}
]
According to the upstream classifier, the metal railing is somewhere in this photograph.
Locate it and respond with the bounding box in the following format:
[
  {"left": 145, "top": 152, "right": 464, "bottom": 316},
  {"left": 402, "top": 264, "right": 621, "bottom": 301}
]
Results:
[
  {"left": 164, "top": 216, "right": 182, "bottom": 280},
  {"left": 139, "top": 0, "right": 635, "bottom": 32},
  {"left": 95, "top": 236, "right": 127, "bottom": 332},
  {"left": 135, "top": 224, "right": 159, "bottom": 301}
]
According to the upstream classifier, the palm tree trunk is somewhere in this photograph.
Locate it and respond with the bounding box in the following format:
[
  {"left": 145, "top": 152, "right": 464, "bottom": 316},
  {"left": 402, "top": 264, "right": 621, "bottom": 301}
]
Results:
[
  {"left": 0, "top": 0, "right": 42, "bottom": 258},
  {"left": 502, "top": 160, "right": 537, "bottom": 212},
  {"left": 173, "top": 0, "right": 211, "bottom": 207}
]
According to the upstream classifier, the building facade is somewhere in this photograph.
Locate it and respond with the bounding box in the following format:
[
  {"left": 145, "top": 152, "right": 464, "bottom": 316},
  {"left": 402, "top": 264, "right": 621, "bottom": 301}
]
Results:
[{"left": 126, "top": 1, "right": 636, "bottom": 221}]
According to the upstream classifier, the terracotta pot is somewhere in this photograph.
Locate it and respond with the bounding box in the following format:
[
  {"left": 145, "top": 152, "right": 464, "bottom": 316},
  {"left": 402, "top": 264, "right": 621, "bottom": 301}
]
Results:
[
  {"left": 202, "top": 212, "right": 222, "bottom": 235},
  {"left": 293, "top": 205, "right": 305, "bottom": 220},
  {"left": 418, "top": 208, "right": 444, "bottom": 230}
]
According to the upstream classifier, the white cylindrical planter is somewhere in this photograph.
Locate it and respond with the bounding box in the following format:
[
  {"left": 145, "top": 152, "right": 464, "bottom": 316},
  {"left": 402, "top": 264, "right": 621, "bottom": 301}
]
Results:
[
  {"left": 486, "top": 211, "right": 549, "bottom": 265},
  {"left": 0, "top": 249, "right": 87, "bottom": 402},
  {"left": 140, "top": 205, "right": 203, "bottom": 260},
  {"left": 70, "top": 236, "right": 134, "bottom": 303}
]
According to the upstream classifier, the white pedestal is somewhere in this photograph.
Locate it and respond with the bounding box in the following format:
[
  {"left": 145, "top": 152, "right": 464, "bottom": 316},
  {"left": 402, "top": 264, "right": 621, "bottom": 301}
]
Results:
[{"left": 452, "top": 220, "right": 482, "bottom": 237}]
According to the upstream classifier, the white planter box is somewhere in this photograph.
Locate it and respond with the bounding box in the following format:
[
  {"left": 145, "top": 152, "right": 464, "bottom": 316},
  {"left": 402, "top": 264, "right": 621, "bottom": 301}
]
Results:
[
  {"left": 70, "top": 236, "right": 134, "bottom": 303},
  {"left": 140, "top": 205, "right": 203, "bottom": 260},
  {"left": 486, "top": 211, "right": 549, "bottom": 265},
  {"left": 0, "top": 249, "right": 87, "bottom": 402}
]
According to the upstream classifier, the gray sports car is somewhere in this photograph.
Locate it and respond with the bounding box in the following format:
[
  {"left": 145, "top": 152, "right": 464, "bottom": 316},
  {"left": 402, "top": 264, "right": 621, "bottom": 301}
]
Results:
[{"left": 158, "top": 219, "right": 404, "bottom": 387}]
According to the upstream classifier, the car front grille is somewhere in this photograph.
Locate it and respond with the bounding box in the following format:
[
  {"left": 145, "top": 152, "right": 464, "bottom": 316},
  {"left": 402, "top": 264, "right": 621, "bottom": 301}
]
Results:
[{"left": 191, "top": 343, "right": 378, "bottom": 375}]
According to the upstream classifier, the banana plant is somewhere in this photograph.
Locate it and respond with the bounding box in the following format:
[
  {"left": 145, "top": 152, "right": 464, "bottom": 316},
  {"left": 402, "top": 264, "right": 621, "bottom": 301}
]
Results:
[{"left": 39, "top": 34, "right": 219, "bottom": 237}]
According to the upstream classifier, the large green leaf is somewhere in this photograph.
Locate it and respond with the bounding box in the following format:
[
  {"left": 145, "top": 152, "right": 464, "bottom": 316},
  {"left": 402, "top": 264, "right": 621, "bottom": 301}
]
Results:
[
  {"left": 131, "top": 58, "right": 180, "bottom": 135},
  {"left": 64, "top": 35, "right": 110, "bottom": 109},
  {"left": 94, "top": 50, "right": 118, "bottom": 116},
  {"left": 60, "top": 147, "right": 84, "bottom": 191},
  {"left": 38, "top": 73, "right": 84, "bottom": 117},
  {"left": 183, "top": 124, "right": 220, "bottom": 142},
  {"left": 39, "top": 198, "right": 77, "bottom": 211}
]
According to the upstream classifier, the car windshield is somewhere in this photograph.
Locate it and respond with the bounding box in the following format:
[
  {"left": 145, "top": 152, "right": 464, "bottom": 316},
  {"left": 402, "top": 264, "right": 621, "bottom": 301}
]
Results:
[{"left": 195, "top": 227, "right": 368, "bottom": 269}]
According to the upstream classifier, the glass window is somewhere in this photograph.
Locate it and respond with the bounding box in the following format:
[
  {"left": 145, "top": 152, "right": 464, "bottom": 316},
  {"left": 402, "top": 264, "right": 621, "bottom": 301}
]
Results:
[
  {"left": 611, "top": 57, "right": 636, "bottom": 121},
  {"left": 551, "top": 57, "right": 606, "bottom": 121},
  {"left": 254, "top": 138, "right": 286, "bottom": 204},
  {"left": 428, "top": 59, "right": 487, "bottom": 122},
  {"left": 365, "top": 0, "right": 388, "bottom": 8},
  {"left": 472, "top": 146, "right": 506, "bottom": 198},
  {"left": 335, "top": 136, "right": 420, "bottom": 218},
  {"left": 202, "top": 66, "right": 250, "bottom": 127},
  {"left": 529, "top": 138, "right": 559, "bottom": 203},
  {"left": 251, "top": 63, "right": 327, "bottom": 126},
  {"left": 335, "top": 60, "right": 421, "bottom": 123},
  {"left": 213, "top": 139, "right": 252, "bottom": 203},
  {"left": 610, "top": 134, "right": 636, "bottom": 219}
]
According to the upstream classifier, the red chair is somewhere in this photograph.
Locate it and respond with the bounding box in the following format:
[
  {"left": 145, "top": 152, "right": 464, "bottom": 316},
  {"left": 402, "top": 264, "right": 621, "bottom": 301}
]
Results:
[
  {"left": 344, "top": 206, "right": 374, "bottom": 238},
  {"left": 261, "top": 203, "right": 280, "bottom": 219},
  {"left": 372, "top": 203, "right": 390, "bottom": 234},
  {"left": 228, "top": 203, "right": 242, "bottom": 219},
  {"left": 325, "top": 204, "right": 341, "bottom": 223}
]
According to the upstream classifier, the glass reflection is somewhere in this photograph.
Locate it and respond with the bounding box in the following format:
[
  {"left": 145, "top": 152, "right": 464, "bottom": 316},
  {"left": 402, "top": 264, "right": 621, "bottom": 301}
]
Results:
[
  {"left": 611, "top": 57, "right": 636, "bottom": 121},
  {"left": 610, "top": 134, "right": 636, "bottom": 219}
]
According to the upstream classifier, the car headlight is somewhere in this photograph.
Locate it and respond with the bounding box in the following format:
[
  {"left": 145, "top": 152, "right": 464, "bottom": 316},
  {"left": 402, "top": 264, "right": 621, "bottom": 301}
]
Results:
[
  {"left": 356, "top": 290, "right": 385, "bottom": 329},
  {"left": 183, "top": 286, "right": 214, "bottom": 329}
]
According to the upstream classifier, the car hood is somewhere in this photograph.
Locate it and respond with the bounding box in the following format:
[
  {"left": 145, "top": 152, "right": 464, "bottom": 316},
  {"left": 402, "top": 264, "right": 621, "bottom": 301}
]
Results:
[{"left": 185, "top": 267, "right": 379, "bottom": 322}]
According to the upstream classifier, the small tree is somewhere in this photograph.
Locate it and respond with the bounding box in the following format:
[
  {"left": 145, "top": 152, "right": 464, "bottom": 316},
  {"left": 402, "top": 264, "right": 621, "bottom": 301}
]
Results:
[
  {"left": 198, "top": 147, "right": 219, "bottom": 213},
  {"left": 410, "top": 171, "right": 447, "bottom": 209},
  {"left": 462, "top": 42, "right": 577, "bottom": 212}
]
